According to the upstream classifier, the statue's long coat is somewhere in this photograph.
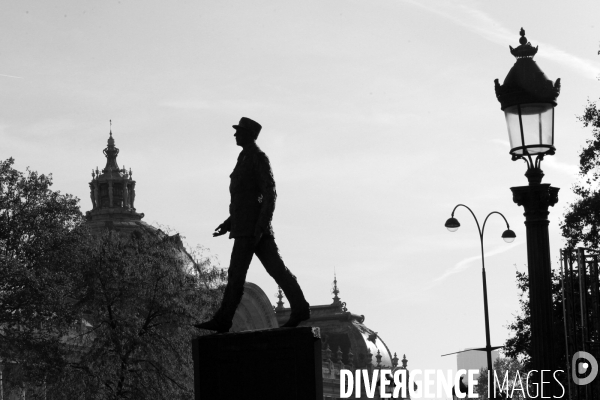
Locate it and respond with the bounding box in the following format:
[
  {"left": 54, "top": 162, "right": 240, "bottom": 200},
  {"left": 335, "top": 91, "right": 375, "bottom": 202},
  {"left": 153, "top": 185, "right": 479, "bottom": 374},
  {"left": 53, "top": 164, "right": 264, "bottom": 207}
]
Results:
[{"left": 223, "top": 143, "right": 276, "bottom": 238}]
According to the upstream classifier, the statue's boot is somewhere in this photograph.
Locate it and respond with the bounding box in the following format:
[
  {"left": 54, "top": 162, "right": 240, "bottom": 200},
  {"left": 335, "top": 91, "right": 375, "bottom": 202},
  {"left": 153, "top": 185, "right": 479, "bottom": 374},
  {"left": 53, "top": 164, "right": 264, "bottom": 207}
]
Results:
[
  {"left": 206, "top": 278, "right": 244, "bottom": 333},
  {"left": 275, "top": 270, "right": 311, "bottom": 328}
]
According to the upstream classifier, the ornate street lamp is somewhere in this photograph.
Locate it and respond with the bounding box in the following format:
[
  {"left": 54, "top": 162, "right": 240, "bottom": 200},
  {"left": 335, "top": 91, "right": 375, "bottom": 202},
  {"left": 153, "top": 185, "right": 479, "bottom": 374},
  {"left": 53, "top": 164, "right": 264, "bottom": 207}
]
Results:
[
  {"left": 444, "top": 204, "right": 515, "bottom": 395},
  {"left": 495, "top": 28, "right": 560, "bottom": 393},
  {"left": 494, "top": 28, "right": 561, "bottom": 184}
]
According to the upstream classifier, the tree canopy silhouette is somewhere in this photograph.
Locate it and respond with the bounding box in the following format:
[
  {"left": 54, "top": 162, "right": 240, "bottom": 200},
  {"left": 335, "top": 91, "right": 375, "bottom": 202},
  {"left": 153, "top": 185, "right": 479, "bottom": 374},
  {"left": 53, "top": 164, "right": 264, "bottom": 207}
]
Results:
[{"left": 0, "top": 158, "right": 226, "bottom": 399}]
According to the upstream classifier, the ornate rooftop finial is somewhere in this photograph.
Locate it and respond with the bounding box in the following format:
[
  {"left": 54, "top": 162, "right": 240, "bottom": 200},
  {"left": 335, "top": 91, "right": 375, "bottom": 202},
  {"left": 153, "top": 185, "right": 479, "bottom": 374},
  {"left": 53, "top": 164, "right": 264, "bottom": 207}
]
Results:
[
  {"left": 509, "top": 27, "right": 538, "bottom": 59},
  {"left": 401, "top": 354, "right": 408, "bottom": 369},
  {"left": 336, "top": 346, "right": 343, "bottom": 364},
  {"left": 103, "top": 125, "right": 119, "bottom": 174},
  {"left": 347, "top": 347, "right": 354, "bottom": 369},
  {"left": 275, "top": 286, "right": 285, "bottom": 310},
  {"left": 324, "top": 345, "right": 332, "bottom": 362},
  {"left": 332, "top": 270, "right": 342, "bottom": 306},
  {"left": 376, "top": 350, "right": 382, "bottom": 367},
  {"left": 392, "top": 352, "right": 399, "bottom": 368}
]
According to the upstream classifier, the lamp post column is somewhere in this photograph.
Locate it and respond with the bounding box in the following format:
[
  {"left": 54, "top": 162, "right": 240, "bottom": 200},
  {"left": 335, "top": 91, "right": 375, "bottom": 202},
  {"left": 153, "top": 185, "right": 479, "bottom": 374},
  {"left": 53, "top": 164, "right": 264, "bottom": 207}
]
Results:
[
  {"left": 481, "top": 264, "right": 494, "bottom": 383},
  {"left": 511, "top": 178, "right": 559, "bottom": 389},
  {"left": 495, "top": 28, "right": 561, "bottom": 396}
]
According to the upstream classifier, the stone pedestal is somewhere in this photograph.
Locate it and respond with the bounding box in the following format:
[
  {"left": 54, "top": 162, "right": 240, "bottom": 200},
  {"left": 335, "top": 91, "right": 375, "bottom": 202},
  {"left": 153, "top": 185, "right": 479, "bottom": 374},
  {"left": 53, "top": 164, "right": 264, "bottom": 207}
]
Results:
[{"left": 192, "top": 327, "right": 323, "bottom": 400}]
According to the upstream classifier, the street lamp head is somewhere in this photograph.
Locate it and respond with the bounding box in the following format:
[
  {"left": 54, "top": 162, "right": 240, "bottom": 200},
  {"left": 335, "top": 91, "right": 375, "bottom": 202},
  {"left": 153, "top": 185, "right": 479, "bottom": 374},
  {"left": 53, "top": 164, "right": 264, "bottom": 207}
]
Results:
[
  {"left": 445, "top": 217, "right": 460, "bottom": 232},
  {"left": 494, "top": 28, "right": 560, "bottom": 177},
  {"left": 501, "top": 229, "right": 516, "bottom": 243}
]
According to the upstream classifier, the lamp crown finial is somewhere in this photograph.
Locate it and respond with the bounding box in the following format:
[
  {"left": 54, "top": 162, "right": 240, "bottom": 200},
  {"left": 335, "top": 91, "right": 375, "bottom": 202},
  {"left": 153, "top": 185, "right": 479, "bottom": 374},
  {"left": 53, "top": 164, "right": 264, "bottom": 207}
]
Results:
[
  {"left": 509, "top": 27, "right": 538, "bottom": 59},
  {"left": 519, "top": 28, "right": 527, "bottom": 45}
]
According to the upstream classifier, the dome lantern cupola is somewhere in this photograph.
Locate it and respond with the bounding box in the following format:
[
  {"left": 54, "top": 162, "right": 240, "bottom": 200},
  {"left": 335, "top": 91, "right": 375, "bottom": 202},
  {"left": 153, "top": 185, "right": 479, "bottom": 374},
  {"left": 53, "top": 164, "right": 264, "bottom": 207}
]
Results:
[{"left": 86, "top": 124, "right": 144, "bottom": 233}]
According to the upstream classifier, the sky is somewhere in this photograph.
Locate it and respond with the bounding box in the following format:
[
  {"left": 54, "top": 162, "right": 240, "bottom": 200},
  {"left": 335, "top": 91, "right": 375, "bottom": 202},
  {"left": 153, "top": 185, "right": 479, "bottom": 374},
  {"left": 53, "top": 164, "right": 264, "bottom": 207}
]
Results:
[{"left": 3, "top": 0, "right": 600, "bottom": 379}]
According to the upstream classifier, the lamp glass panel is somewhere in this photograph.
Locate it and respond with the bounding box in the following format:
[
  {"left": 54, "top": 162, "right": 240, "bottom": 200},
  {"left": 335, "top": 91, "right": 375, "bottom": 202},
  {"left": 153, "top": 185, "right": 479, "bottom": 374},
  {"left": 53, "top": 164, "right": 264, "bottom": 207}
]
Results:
[{"left": 504, "top": 103, "right": 554, "bottom": 155}]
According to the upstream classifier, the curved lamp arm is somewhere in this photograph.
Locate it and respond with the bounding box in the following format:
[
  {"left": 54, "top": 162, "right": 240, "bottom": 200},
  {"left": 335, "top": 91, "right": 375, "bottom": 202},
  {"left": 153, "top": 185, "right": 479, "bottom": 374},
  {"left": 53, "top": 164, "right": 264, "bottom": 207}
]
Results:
[
  {"left": 447, "top": 204, "right": 516, "bottom": 243},
  {"left": 481, "top": 211, "right": 511, "bottom": 238}
]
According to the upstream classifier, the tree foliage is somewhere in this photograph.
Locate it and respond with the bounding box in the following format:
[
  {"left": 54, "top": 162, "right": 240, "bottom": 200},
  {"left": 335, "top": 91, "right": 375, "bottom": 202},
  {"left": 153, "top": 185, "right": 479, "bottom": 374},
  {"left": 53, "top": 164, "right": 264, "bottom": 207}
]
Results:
[
  {"left": 0, "top": 157, "right": 84, "bottom": 384},
  {"left": 503, "top": 264, "right": 595, "bottom": 399},
  {"left": 561, "top": 99, "right": 600, "bottom": 249},
  {"left": 43, "top": 229, "right": 226, "bottom": 400},
  {"left": 0, "top": 158, "right": 227, "bottom": 399},
  {"left": 504, "top": 270, "right": 567, "bottom": 372}
]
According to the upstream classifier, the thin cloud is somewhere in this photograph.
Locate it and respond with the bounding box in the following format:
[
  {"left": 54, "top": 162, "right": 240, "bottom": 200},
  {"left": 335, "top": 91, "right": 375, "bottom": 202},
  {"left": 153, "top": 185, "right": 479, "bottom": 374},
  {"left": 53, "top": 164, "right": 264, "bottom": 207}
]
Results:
[
  {"left": 378, "top": 241, "right": 525, "bottom": 307},
  {"left": 161, "top": 100, "right": 211, "bottom": 110},
  {"left": 369, "top": 240, "right": 524, "bottom": 308},
  {"left": 543, "top": 156, "right": 578, "bottom": 176},
  {"left": 434, "top": 241, "right": 524, "bottom": 283},
  {"left": 491, "top": 138, "right": 510, "bottom": 148},
  {"left": 401, "top": 0, "right": 600, "bottom": 80},
  {"left": 540, "top": 46, "right": 600, "bottom": 81},
  {"left": 0, "top": 73, "right": 23, "bottom": 79},
  {"left": 161, "top": 99, "right": 287, "bottom": 112}
]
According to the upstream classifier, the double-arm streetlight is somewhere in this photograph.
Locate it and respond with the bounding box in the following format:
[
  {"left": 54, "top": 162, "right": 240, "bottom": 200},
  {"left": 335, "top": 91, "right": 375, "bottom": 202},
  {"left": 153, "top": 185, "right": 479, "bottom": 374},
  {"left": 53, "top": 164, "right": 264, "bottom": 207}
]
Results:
[{"left": 445, "top": 204, "right": 516, "bottom": 385}]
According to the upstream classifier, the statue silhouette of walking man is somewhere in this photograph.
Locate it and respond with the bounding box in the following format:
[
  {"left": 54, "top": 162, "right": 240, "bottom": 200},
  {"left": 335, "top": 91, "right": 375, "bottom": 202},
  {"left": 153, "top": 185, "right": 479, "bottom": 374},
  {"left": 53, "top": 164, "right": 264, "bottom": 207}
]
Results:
[{"left": 196, "top": 117, "right": 310, "bottom": 333}]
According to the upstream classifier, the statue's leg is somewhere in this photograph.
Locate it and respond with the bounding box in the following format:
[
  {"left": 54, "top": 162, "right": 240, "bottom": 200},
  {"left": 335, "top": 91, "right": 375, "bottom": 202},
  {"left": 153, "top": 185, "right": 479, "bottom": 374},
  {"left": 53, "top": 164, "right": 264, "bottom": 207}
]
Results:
[
  {"left": 213, "top": 237, "right": 255, "bottom": 328},
  {"left": 255, "top": 236, "right": 309, "bottom": 314}
]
